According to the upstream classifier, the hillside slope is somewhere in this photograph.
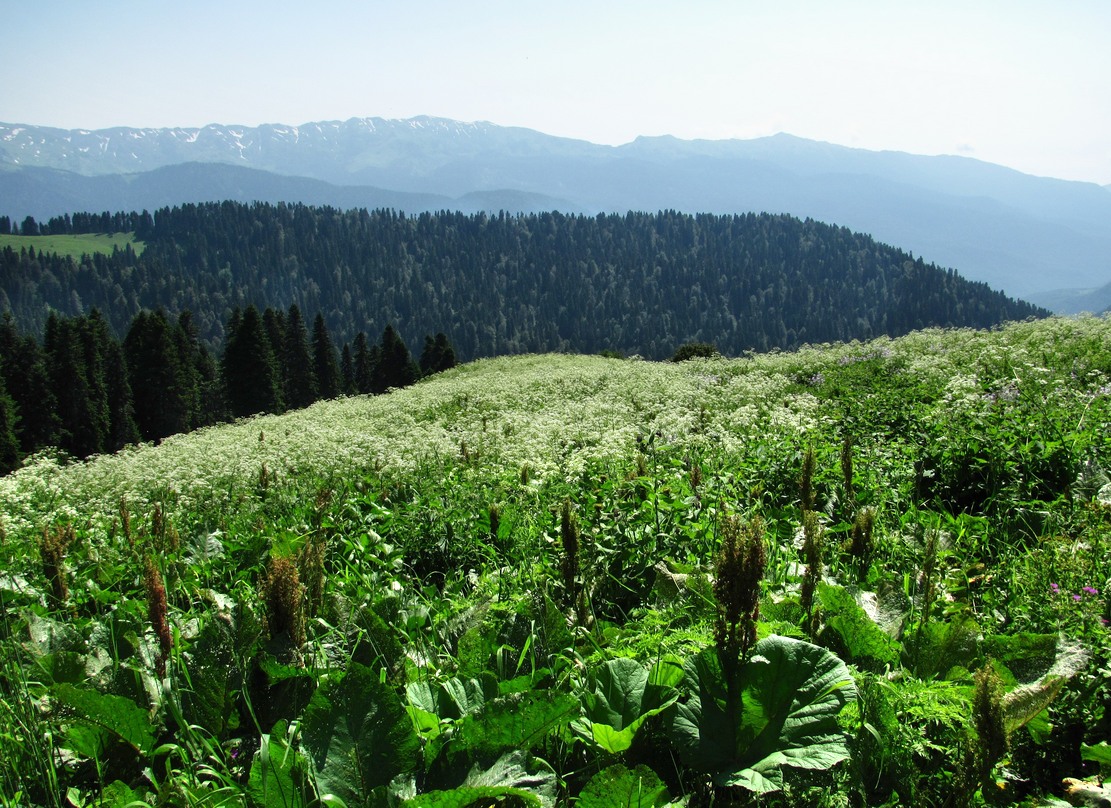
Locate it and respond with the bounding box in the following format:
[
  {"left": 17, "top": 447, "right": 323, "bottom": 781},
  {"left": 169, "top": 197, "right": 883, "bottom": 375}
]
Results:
[
  {"left": 0, "top": 204, "right": 1045, "bottom": 358},
  {"left": 3, "top": 118, "right": 1109, "bottom": 299}
]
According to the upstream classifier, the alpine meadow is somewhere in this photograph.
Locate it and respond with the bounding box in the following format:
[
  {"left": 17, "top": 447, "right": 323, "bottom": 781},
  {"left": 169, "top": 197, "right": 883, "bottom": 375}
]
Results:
[
  {"left": 2, "top": 307, "right": 1111, "bottom": 805},
  {"left": 1, "top": 101, "right": 1110, "bottom": 807}
]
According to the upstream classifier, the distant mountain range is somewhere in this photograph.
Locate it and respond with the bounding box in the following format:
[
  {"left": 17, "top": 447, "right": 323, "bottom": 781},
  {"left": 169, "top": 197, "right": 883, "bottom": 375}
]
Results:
[{"left": 2, "top": 117, "right": 1109, "bottom": 311}]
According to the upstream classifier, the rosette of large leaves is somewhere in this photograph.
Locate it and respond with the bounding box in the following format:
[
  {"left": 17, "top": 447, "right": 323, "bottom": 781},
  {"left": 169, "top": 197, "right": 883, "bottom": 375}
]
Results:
[
  {"left": 668, "top": 635, "right": 856, "bottom": 794},
  {"left": 571, "top": 655, "right": 683, "bottom": 754}
]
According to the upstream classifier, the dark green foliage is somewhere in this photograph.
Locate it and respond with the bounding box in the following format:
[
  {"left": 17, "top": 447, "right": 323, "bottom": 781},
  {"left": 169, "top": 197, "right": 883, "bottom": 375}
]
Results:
[
  {"left": 0, "top": 313, "right": 59, "bottom": 452},
  {"left": 311, "top": 313, "right": 341, "bottom": 400},
  {"left": 371, "top": 323, "right": 418, "bottom": 393},
  {"left": 282, "top": 304, "right": 317, "bottom": 408},
  {"left": 352, "top": 331, "right": 376, "bottom": 394},
  {"left": 124, "top": 309, "right": 189, "bottom": 442},
  {"left": 222, "top": 305, "right": 284, "bottom": 417},
  {"left": 0, "top": 372, "right": 20, "bottom": 473},
  {"left": 300, "top": 661, "right": 421, "bottom": 804},
  {"left": 0, "top": 204, "right": 1046, "bottom": 361},
  {"left": 671, "top": 342, "right": 718, "bottom": 362},
  {"left": 420, "top": 332, "right": 458, "bottom": 376}
]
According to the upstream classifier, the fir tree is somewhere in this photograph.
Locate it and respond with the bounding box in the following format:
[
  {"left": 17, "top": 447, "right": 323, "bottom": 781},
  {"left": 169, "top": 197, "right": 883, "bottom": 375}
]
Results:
[
  {"left": 311, "top": 313, "right": 341, "bottom": 400},
  {"left": 222, "top": 305, "right": 283, "bottom": 417},
  {"left": 44, "top": 313, "right": 104, "bottom": 458},
  {"left": 124, "top": 310, "right": 190, "bottom": 442},
  {"left": 371, "top": 324, "right": 418, "bottom": 393},
  {"left": 0, "top": 372, "right": 20, "bottom": 474},
  {"left": 173, "top": 311, "right": 204, "bottom": 431},
  {"left": 352, "top": 331, "right": 376, "bottom": 395},
  {"left": 282, "top": 304, "right": 317, "bottom": 409},
  {"left": 0, "top": 315, "right": 58, "bottom": 452},
  {"left": 340, "top": 343, "right": 354, "bottom": 395},
  {"left": 420, "top": 332, "right": 457, "bottom": 376}
]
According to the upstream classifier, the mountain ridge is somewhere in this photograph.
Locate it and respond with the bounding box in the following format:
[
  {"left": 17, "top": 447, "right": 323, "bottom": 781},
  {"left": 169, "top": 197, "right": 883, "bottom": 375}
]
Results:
[{"left": 2, "top": 117, "right": 1109, "bottom": 305}]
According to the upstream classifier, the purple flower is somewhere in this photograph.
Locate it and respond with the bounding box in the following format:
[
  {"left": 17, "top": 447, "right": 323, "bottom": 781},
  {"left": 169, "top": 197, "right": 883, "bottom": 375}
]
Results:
[
  {"left": 1073, "top": 594, "right": 1082, "bottom": 602},
  {"left": 1050, "top": 582, "right": 1059, "bottom": 593},
  {"left": 1083, "top": 586, "right": 1100, "bottom": 596}
]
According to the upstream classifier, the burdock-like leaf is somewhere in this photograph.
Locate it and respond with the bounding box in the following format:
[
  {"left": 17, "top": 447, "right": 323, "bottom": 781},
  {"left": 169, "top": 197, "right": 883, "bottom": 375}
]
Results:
[
  {"left": 572, "top": 656, "right": 681, "bottom": 753},
  {"left": 449, "top": 690, "right": 578, "bottom": 764},
  {"left": 182, "top": 614, "right": 239, "bottom": 735},
  {"left": 51, "top": 683, "right": 155, "bottom": 755},
  {"left": 669, "top": 635, "right": 856, "bottom": 793},
  {"left": 408, "top": 750, "right": 555, "bottom": 807},
  {"left": 577, "top": 764, "right": 671, "bottom": 808},
  {"left": 818, "top": 583, "right": 901, "bottom": 671},
  {"left": 249, "top": 720, "right": 313, "bottom": 808},
  {"left": 301, "top": 661, "right": 421, "bottom": 805}
]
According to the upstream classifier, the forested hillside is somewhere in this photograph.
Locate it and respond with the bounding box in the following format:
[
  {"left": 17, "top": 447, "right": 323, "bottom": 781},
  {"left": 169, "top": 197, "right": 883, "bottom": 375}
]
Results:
[{"left": 0, "top": 204, "right": 1044, "bottom": 359}]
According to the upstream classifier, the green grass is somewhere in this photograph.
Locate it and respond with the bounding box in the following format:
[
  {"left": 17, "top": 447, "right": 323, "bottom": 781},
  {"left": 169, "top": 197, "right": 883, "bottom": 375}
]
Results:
[
  {"left": 1, "top": 315, "right": 1110, "bottom": 806},
  {"left": 0, "top": 231, "right": 144, "bottom": 258}
]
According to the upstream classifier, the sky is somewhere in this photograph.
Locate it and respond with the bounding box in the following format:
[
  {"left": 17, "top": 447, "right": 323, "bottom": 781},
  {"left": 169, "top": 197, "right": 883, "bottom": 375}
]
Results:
[{"left": 3, "top": 0, "right": 1109, "bottom": 185}]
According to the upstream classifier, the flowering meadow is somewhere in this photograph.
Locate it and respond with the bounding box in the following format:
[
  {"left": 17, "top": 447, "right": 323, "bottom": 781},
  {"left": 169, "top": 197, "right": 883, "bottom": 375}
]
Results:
[{"left": 2, "top": 315, "right": 1110, "bottom": 806}]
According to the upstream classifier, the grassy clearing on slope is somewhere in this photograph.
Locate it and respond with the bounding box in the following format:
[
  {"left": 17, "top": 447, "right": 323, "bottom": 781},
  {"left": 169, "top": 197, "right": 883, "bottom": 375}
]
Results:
[
  {"left": 0, "top": 231, "right": 144, "bottom": 258},
  {"left": 2, "top": 315, "right": 1111, "bottom": 806}
]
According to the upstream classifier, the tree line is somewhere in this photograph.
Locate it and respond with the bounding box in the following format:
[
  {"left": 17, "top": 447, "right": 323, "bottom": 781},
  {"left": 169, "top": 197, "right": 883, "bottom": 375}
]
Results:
[
  {"left": 0, "top": 203, "right": 1046, "bottom": 361},
  {"left": 0, "top": 306, "right": 455, "bottom": 473}
]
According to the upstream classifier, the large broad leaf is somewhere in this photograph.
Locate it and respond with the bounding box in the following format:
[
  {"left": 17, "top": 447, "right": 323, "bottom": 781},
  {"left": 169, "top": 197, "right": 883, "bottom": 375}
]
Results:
[
  {"left": 51, "top": 683, "right": 155, "bottom": 755},
  {"left": 577, "top": 764, "right": 671, "bottom": 808},
  {"left": 408, "top": 750, "right": 555, "bottom": 807},
  {"left": 446, "top": 690, "right": 578, "bottom": 765},
  {"left": 572, "top": 656, "right": 682, "bottom": 753},
  {"left": 407, "top": 676, "right": 494, "bottom": 743},
  {"left": 249, "top": 720, "right": 313, "bottom": 808},
  {"left": 669, "top": 635, "right": 856, "bottom": 793},
  {"left": 301, "top": 662, "right": 421, "bottom": 806},
  {"left": 817, "top": 583, "right": 901, "bottom": 671},
  {"left": 181, "top": 614, "right": 240, "bottom": 736}
]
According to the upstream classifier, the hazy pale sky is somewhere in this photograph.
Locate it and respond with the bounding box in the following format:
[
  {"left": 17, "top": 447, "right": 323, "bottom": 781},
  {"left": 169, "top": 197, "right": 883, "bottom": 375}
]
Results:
[{"left": 4, "top": 0, "right": 1109, "bottom": 184}]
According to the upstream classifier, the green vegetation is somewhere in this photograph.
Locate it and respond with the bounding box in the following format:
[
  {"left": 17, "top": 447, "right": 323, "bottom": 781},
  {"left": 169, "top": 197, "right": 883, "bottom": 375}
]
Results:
[
  {"left": 0, "top": 231, "right": 143, "bottom": 259},
  {"left": 0, "top": 203, "right": 1043, "bottom": 358},
  {"left": 1, "top": 315, "right": 1110, "bottom": 806}
]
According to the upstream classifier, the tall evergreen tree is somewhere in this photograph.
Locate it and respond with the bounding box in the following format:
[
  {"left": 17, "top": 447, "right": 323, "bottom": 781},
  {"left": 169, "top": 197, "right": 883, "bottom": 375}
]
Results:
[
  {"left": 372, "top": 324, "right": 419, "bottom": 393},
  {"left": 85, "top": 309, "right": 139, "bottom": 451},
  {"left": 311, "top": 313, "right": 341, "bottom": 400},
  {"left": 263, "top": 307, "right": 287, "bottom": 371},
  {"left": 340, "top": 343, "right": 354, "bottom": 395},
  {"left": 352, "top": 332, "right": 376, "bottom": 395},
  {"left": 124, "top": 310, "right": 190, "bottom": 442},
  {"left": 194, "top": 343, "right": 225, "bottom": 426},
  {"left": 173, "top": 311, "right": 204, "bottom": 431},
  {"left": 282, "top": 304, "right": 317, "bottom": 409},
  {"left": 44, "top": 313, "right": 105, "bottom": 458},
  {"left": 222, "top": 305, "right": 283, "bottom": 417},
  {"left": 0, "top": 314, "right": 59, "bottom": 453},
  {"left": 419, "top": 332, "right": 457, "bottom": 376},
  {"left": 0, "top": 366, "right": 21, "bottom": 474}
]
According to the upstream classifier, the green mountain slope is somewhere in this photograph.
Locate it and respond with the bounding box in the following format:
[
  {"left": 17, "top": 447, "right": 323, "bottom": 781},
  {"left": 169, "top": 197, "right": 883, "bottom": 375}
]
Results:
[
  {"left": 0, "top": 203, "right": 1044, "bottom": 359},
  {"left": 2, "top": 315, "right": 1110, "bottom": 806}
]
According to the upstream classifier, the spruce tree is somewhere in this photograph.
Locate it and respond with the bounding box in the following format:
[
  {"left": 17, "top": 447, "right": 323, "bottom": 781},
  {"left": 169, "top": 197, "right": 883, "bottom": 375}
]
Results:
[
  {"left": 352, "top": 331, "right": 376, "bottom": 395},
  {"left": 372, "top": 324, "right": 419, "bottom": 393},
  {"left": 0, "top": 314, "right": 59, "bottom": 453},
  {"left": 222, "top": 305, "right": 283, "bottom": 417},
  {"left": 44, "top": 313, "right": 104, "bottom": 458},
  {"left": 420, "top": 332, "right": 457, "bottom": 376},
  {"left": 340, "top": 343, "right": 354, "bottom": 395},
  {"left": 0, "top": 367, "right": 21, "bottom": 474},
  {"left": 311, "top": 313, "right": 341, "bottom": 400},
  {"left": 124, "top": 310, "right": 190, "bottom": 442},
  {"left": 85, "top": 310, "right": 139, "bottom": 451},
  {"left": 173, "top": 311, "right": 204, "bottom": 431},
  {"left": 282, "top": 304, "right": 317, "bottom": 409}
]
